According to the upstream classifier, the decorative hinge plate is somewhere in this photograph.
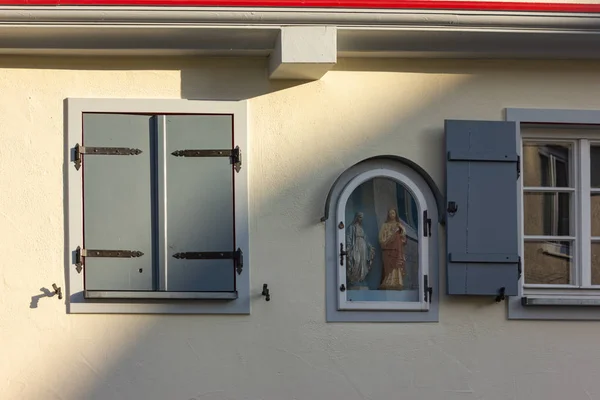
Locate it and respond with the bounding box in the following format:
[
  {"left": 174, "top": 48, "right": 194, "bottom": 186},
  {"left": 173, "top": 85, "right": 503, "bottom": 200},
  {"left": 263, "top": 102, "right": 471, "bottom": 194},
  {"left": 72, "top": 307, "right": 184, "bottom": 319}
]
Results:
[
  {"left": 171, "top": 146, "right": 242, "bottom": 172},
  {"left": 74, "top": 246, "right": 144, "bottom": 273},
  {"left": 73, "top": 143, "right": 143, "bottom": 170},
  {"left": 172, "top": 248, "right": 244, "bottom": 275}
]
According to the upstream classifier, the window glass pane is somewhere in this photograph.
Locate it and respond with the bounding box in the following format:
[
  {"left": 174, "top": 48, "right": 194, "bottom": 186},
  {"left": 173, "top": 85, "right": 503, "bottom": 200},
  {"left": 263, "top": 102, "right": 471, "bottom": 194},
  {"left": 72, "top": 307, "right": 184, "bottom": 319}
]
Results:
[
  {"left": 344, "top": 178, "right": 420, "bottom": 302},
  {"left": 523, "top": 192, "right": 571, "bottom": 236},
  {"left": 524, "top": 240, "right": 573, "bottom": 285},
  {"left": 591, "top": 145, "right": 600, "bottom": 188},
  {"left": 592, "top": 242, "right": 600, "bottom": 285},
  {"left": 523, "top": 142, "right": 571, "bottom": 187}
]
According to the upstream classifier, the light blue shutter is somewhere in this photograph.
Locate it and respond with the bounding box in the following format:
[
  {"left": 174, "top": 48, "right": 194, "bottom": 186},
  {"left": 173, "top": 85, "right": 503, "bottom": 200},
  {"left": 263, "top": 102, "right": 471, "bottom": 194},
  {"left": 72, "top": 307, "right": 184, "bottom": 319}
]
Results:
[
  {"left": 83, "top": 114, "right": 155, "bottom": 291},
  {"left": 164, "top": 115, "right": 236, "bottom": 292},
  {"left": 445, "top": 120, "right": 520, "bottom": 296}
]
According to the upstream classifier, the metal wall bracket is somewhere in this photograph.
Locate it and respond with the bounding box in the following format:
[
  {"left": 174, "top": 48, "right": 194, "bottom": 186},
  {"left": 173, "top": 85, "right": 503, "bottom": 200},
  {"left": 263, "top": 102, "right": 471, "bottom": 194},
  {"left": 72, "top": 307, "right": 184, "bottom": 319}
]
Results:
[
  {"left": 172, "top": 248, "right": 244, "bottom": 275},
  {"left": 171, "top": 145, "right": 242, "bottom": 172},
  {"left": 74, "top": 246, "right": 144, "bottom": 273},
  {"left": 73, "top": 143, "right": 143, "bottom": 170}
]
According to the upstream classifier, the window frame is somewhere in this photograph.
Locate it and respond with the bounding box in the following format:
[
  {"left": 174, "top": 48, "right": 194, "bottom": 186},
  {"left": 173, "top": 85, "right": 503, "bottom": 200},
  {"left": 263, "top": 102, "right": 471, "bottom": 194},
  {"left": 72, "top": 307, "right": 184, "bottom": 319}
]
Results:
[
  {"left": 66, "top": 98, "right": 250, "bottom": 314},
  {"left": 325, "top": 158, "right": 440, "bottom": 323},
  {"left": 506, "top": 107, "right": 600, "bottom": 320},
  {"left": 336, "top": 169, "right": 430, "bottom": 311}
]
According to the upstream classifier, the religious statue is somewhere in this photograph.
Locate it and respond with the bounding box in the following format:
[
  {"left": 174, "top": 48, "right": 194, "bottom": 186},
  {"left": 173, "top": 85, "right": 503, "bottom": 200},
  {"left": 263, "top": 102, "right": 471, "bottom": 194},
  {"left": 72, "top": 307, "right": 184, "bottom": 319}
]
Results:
[
  {"left": 346, "top": 212, "right": 376, "bottom": 289},
  {"left": 378, "top": 208, "right": 407, "bottom": 290}
]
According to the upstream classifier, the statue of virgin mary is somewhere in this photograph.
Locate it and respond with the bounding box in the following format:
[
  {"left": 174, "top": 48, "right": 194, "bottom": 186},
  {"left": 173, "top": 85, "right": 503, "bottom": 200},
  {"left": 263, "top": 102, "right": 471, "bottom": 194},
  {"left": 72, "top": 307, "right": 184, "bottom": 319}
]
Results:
[{"left": 346, "top": 212, "right": 376, "bottom": 289}]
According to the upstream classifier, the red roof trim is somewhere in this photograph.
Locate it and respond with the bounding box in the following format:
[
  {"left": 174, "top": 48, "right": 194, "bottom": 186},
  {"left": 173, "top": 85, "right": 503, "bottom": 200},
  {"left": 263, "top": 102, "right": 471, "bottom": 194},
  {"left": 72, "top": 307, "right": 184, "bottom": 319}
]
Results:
[{"left": 1, "top": 0, "right": 600, "bottom": 13}]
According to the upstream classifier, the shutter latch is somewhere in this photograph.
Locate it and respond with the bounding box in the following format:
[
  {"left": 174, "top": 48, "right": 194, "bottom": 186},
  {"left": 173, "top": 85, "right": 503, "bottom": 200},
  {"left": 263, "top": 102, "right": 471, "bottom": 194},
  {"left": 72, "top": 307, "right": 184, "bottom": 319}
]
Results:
[
  {"left": 74, "top": 246, "right": 144, "bottom": 273},
  {"left": 423, "top": 275, "right": 433, "bottom": 302},
  {"left": 516, "top": 155, "right": 521, "bottom": 179},
  {"left": 171, "top": 146, "right": 242, "bottom": 172},
  {"left": 340, "top": 243, "right": 348, "bottom": 266},
  {"left": 423, "top": 210, "right": 432, "bottom": 237},
  {"left": 73, "top": 143, "right": 143, "bottom": 170},
  {"left": 517, "top": 256, "right": 522, "bottom": 279}
]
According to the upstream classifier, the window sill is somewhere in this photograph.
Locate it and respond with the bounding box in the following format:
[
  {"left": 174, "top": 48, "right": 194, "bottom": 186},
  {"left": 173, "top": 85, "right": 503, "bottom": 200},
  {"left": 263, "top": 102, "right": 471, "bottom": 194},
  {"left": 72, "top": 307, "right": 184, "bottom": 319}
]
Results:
[
  {"left": 508, "top": 295, "right": 600, "bottom": 320},
  {"left": 84, "top": 291, "right": 238, "bottom": 300},
  {"left": 521, "top": 296, "right": 600, "bottom": 306}
]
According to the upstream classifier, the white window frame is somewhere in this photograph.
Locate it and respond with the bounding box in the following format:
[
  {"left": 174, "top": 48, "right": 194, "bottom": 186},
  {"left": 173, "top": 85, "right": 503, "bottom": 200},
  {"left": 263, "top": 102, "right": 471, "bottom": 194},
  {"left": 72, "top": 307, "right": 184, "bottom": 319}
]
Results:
[
  {"left": 336, "top": 169, "right": 430, "bottom": 312},
  {"left": 507, "top": 108, "right": 600, "bottom": 320},
  {"left": 66, "top": 98, "right": 250, "bottom": 314}
]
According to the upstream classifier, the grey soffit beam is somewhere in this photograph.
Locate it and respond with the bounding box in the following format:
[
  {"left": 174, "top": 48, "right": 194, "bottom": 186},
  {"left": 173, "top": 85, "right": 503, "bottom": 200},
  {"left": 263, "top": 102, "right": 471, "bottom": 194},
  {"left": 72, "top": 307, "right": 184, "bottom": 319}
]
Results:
[{"left": 2, "top": 26, "right": 600, "bottom": 60}]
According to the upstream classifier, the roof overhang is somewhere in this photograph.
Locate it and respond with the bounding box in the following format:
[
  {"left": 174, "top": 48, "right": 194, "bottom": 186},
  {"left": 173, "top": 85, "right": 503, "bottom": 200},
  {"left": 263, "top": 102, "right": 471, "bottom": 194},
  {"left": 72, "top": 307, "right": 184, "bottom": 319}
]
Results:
[{"left": 2, "top": 5, "right": 600, "bottom": 79}]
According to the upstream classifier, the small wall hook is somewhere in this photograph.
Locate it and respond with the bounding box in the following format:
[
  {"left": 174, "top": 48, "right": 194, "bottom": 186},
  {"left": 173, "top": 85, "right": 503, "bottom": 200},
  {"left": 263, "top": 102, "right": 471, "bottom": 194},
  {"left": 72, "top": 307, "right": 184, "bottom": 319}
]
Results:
[
  {"left": 261, "top": 284, "right": 270, "bottom": 301},
  {"left": 52, "top": 283, "right": 62, "bottom": 300}
]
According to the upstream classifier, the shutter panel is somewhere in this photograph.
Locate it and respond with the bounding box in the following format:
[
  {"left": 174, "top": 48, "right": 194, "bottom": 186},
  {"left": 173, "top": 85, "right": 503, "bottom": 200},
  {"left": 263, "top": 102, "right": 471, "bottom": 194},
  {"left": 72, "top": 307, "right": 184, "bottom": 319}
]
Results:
[
  {"left": 445, "top": 120, "right": 520, "bottom": 296},
  {"left": 164, "top": 115, "right": 236, "bottom": 292},
  {"left": 83, "top": 114, "right": 154, "bottom": 291}
]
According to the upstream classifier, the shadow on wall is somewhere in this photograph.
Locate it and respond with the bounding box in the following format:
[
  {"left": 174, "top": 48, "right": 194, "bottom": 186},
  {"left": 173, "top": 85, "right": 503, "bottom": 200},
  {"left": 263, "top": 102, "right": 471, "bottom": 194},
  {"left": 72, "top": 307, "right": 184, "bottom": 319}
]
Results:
[{"left": 11, "top": 56, "right": 600, "bottom": 400}]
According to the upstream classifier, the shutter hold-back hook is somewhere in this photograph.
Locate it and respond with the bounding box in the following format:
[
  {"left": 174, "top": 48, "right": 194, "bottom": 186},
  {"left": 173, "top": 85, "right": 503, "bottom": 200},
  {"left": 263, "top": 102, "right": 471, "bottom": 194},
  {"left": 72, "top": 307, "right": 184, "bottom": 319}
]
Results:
[
  {"left": 52, "top": 283, "right": 62, "bottom": 300},
  {"left": 495, "top": 287, "right": 506, "bottom": 303},
  {"left": 261, "top": 284, "right": 270, "bottom": 301}
]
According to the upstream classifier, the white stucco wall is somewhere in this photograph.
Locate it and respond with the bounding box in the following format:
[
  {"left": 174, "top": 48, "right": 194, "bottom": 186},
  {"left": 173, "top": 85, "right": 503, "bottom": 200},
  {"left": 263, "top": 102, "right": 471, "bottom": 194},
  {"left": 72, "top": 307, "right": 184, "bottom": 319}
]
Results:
[{"left": 2, "top": 56, "right": 600, "bottom": 400}]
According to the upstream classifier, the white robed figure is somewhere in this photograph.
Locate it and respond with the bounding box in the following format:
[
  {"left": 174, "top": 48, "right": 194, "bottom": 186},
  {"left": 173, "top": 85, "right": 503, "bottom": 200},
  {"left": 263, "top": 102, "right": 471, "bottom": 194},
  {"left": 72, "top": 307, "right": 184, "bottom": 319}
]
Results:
[{"left": 346, "top": 212, "right": 376, "bottom": 288}]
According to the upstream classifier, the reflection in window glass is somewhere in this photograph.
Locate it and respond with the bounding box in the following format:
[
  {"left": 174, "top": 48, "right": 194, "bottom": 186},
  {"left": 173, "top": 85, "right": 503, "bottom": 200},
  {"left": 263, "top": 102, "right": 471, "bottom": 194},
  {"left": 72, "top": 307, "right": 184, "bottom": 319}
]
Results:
[
  {"left": 344, "top": 178, "right": 419, "bottom": 302},
  {"left": 592, "top": 194, "right": 600, "bottom": 237},
  {"left": 523, "top": 142, "right": 571, "bottom": 187},
  {"left": 524, "top": 241, "right": 573, "bottom": 285},
  {"left": 591, "top": 145, "right": 600, "bottom": 188},
  {"left": 523, "top": 192, "right": 571, "bottom": 236},
  {"left": 592, "top": 242, "right": 600, "bottom": 285}
]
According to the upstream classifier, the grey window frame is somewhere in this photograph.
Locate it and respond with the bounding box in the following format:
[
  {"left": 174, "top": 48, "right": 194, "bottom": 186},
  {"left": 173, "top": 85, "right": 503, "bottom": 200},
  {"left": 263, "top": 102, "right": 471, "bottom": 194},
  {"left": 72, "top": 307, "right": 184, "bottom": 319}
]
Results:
[
  {"left": 507, "top": 107, "right": 600, "bottom": 320},
  {"left": 66, "top": 98, "right": 250, "bottom": 314},
  {"left": 324, "top": 158, "right": 440, "bottom": 322}
]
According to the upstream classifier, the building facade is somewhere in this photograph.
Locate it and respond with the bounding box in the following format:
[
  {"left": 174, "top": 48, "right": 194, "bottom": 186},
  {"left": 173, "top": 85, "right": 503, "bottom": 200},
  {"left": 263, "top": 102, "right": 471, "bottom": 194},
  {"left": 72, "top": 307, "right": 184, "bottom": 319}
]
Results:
[{"left": 3, "top": 1, "right": 600, "bottom": 399}]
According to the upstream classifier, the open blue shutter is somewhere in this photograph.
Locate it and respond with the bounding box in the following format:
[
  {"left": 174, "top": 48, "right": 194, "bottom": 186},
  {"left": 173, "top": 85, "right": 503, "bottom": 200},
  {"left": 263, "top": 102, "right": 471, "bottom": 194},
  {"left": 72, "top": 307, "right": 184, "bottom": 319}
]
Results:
[{"left": 445, "top": 120, "right": 520, "bottom": 296}]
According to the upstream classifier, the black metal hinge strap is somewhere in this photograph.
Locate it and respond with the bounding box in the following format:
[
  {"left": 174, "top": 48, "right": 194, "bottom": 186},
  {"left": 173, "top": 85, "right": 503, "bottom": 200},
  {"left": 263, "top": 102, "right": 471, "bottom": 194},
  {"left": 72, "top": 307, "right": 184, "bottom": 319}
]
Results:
[
  {"left": 74, "top": 246, "right": 144, "bottom": 273},
  {"left": 73, "top": 143, "right": 143, "bottom": 170},
  {"left": 171, "top": 146, "right": 242, "bottom": 172},
  {"left": 517, "top": 155, "right": 521, "bottom": 179},
  {"left": 173, "top": 248, "right": 244, "bottom": 275}
]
